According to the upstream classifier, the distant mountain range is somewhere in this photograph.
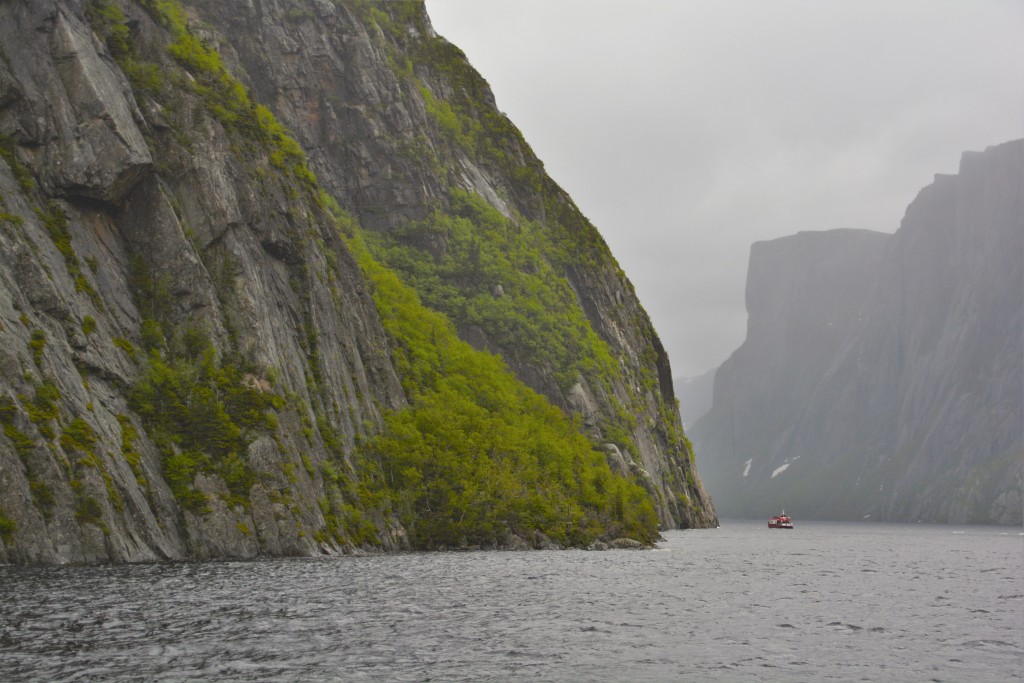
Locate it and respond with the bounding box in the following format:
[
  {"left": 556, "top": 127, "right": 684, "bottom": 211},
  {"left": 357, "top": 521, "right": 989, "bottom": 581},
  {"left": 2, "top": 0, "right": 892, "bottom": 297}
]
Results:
[{"left": 692, "top": 140, "right": 1023, "bottom": 525}]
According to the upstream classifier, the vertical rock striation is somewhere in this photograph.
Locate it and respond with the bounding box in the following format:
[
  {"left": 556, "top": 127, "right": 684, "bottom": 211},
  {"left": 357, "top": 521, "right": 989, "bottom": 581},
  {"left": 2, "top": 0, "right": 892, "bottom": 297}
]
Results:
[
  {"left": 180, "top": 0, "right": 714, "bottom": 530},
  {"left": 0, "top": 0, "right": 714, "bottom": 564}
]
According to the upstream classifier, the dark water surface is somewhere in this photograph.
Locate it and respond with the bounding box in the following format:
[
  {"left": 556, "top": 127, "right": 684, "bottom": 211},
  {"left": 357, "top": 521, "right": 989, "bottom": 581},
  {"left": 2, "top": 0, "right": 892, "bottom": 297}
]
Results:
[{"left": 1, "top": 521, "right": 1021, "bottom": 681}]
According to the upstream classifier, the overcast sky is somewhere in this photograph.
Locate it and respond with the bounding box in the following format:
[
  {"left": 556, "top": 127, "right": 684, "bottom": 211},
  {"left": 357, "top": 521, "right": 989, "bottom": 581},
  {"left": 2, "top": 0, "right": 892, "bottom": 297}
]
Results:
[{"left": 424, "top": 0, "right": 1023, "bottom": 377}]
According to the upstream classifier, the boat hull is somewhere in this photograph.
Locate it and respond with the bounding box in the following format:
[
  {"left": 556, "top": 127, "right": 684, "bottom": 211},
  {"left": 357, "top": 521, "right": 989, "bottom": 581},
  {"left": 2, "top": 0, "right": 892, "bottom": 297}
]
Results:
[{"left": 768, "top": 511, "right": 794, "bottom": 529}]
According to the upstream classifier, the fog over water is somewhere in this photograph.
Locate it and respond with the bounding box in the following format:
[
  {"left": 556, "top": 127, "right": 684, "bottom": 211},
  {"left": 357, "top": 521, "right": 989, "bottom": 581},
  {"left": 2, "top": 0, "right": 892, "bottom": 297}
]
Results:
[{"left": 426, "top": 0, "right": 1024, "bottom": 376}]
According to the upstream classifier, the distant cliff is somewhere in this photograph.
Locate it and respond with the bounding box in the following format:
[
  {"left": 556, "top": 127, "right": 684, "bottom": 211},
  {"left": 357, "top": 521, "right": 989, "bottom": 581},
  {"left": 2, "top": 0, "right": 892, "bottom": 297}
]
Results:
[
  {"left": 0, "top": 0, "right": 714, "bottom": 564},
  {"left": 675, "top": 368, "right": 715, "bottom": 428},
  {"left": 692, "top": 140, "right": 1023, "bottom": 525}
]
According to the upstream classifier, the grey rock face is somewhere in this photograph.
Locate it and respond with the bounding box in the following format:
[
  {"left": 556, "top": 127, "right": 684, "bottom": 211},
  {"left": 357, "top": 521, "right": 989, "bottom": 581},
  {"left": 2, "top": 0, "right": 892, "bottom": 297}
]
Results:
[
  {"left": 6, "top": 3, "right": 152, "bottom": 203},
  {"left": 0, "top": 0, "right": 406, "bottom": 564},
  {"left": 180, "top": 0, "right": 714, "bottom": 530},
  {"left": 693, "top": 140, "right": 1024, "bottom": 525},
  {"left": 0, "top": 0, "right": 716, "bottom": 564}
]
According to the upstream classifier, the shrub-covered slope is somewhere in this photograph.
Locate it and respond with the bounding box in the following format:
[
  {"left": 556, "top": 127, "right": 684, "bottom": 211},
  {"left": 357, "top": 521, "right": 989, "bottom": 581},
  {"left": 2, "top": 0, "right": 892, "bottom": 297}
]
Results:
[
  {"left": 0, "top": 0, "right": 714, "bottom": 563},
  {"left": 194, "top": 0, "right": 714, "bottom": 529}
]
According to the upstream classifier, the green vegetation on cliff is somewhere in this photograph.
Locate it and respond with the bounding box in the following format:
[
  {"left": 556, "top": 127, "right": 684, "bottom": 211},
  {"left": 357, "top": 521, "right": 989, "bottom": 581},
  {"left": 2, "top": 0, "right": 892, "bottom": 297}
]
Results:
[
  {"left": 0, "top": 0, "right": 717, "bottom": 565},
  {"left": 346, "top": 230, "right": 659, "bottom": 547},
  {"left": 126, "top": 260, "right": 284, "bottom": 513},
  {"left": 364, "top": 189, "right": 621, "bottom": 393},
  {"left": 358, "top": 4, "right": 666, "bottom": 465},
  {"left": 90, "top": 0, "right": 661, "bottom": 546},
  {"left": 128, "top": 338, "right": 283, "bottom": 512}
]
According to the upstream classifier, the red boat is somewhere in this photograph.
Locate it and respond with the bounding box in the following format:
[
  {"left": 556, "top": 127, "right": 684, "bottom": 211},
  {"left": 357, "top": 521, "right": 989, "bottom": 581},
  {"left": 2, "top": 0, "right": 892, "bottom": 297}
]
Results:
[{"left": 768, "top": 510, "right": 793, "bottom": 529}]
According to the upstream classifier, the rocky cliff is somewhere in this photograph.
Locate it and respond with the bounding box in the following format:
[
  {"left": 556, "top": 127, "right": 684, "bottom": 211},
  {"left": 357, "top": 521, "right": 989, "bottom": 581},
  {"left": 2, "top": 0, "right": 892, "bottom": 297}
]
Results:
[
  {"left": 0, "top": 0, "right": 714, "bottom": 564},
  {"left": 692, "top": 140, "right": 1023, "bottom": 525}
]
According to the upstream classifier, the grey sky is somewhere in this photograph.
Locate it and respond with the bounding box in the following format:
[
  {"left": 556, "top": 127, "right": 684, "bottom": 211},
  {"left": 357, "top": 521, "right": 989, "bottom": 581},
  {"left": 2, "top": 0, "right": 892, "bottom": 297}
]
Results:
[{"left": 424, "top": 0, "right": 1024, "bottom": 377}]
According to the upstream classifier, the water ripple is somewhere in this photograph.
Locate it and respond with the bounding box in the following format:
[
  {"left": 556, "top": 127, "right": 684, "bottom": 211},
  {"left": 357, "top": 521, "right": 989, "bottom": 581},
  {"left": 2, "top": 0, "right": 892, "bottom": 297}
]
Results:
[{"left": 0, "top": 521, "right": 1021, "bottom": 681}]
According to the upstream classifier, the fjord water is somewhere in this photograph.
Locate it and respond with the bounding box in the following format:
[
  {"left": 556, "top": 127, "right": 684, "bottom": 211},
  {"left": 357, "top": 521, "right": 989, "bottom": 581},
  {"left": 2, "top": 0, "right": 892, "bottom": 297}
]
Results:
[{"left": 1, "top": 522, "right": 1020, "bottom": 682}]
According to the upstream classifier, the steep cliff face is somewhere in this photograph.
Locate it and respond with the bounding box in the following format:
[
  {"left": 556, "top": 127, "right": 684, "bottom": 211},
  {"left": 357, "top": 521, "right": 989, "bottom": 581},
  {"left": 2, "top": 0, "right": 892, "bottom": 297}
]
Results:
[
  {"left": 185, "top": 0, "right": 713, "bottom": 529},
  {"left": 693, "top": 140, "right": 1023, "bottom": 525},
  {"left": 0, "top": 0, "right": 714, "bottom": 564}
]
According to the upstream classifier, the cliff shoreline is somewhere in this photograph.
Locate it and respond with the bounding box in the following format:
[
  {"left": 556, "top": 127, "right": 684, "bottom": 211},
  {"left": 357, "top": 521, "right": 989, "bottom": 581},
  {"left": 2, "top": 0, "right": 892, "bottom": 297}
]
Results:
[{"left": 0, "top": 0, "right": 715, "bottom": 564}]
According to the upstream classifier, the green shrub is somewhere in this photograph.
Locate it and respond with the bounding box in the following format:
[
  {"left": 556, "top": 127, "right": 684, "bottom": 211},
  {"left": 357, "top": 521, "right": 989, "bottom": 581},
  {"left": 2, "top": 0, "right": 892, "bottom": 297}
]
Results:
[
  {"left": 163, "top": 449, "right": 209, "bottom": 513},
  {"left": 117, "top": 414, "right": 149, "bottom": 489},
  {"left": 21, "top": 381, "right": 60, "bottom": 440},
  {"left": 0, "top": 509, "right": 15, "bottom": 543},
  {"left": 419, "top": 84, "right": 481, "bottom": 156},
  {"left": 74, "top": 494, "right": 105, "bottom": 528},
  {"left": 0, "top": 211, "right": 24, "bottom": 226},
  {"left": 28, "top": 329, "right": 45, "bottom": 367},
  {"left": 112, "top": 337, "right": 138, "bottom": 361},
  {"left": 122, "top": 60, "right": 166, "bottom": 96},
  {"left": 0, "top": 135, "right": 35, "bottom": 192},
  {"left": 3, "top": 423, "right": 35, "bottom": 462},
  {"left": 85, "top": 0, "right": 132, "bottom": 58},
  {"left": 34, "top": 202, "right": 101, "bottom": 307},
  {"left": 60, "top": 417, "right": 97, "bottom": 454},
  {"left": 128, "top": 329, "right": 282, "bottom": 511},
  {"left": 0, "top": 396, "right": 16, "bottom": 424},
  {"left": 31, "top": 481, "right": 56, "bottom": 519},
  {"left": 138, "top": 0, "right": 317, "bottom": 187}
]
